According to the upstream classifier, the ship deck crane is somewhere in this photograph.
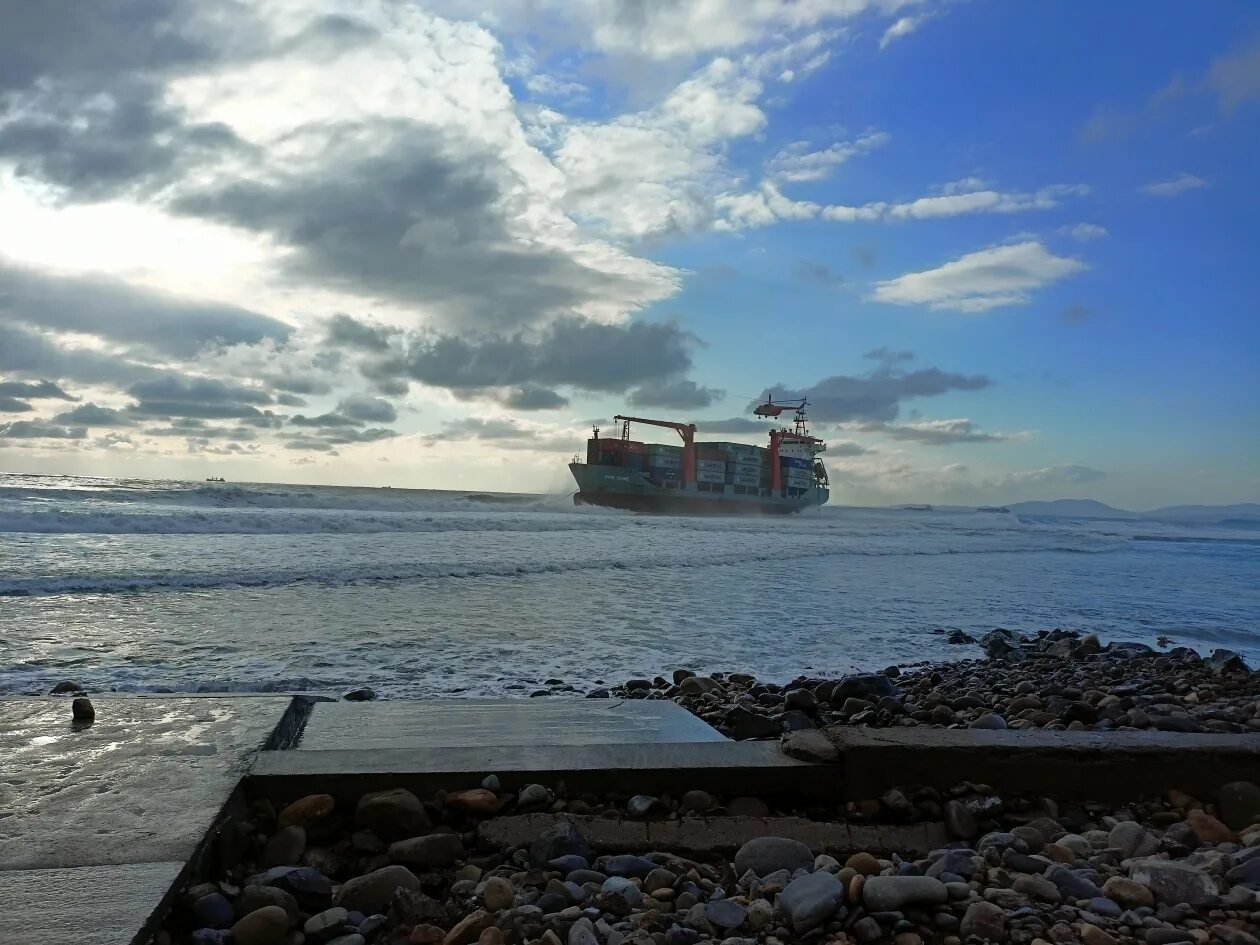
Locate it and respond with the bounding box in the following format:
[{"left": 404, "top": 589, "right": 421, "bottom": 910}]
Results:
[{"left": 613, "top": 414, "right": 697, "bottom": 483}]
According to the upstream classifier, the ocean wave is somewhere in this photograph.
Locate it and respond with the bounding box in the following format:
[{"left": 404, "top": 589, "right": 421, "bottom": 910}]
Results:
[
  {"left": 0, "top": 507, "right": 614, "bottom": 535},
  {"left": 0, "top": 537, "right": 1123, "bottom": 597}
]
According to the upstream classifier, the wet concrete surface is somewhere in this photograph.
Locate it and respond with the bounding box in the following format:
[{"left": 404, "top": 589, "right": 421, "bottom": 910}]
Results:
[
  {"left": 296, "top": 698, "right": 728, "bottom": 750},
  {"left": 0, "top": 861, "right": 183, "bottom": 945},
  {"left": 0, "top": 696, "right": 293, "bottom": 870}
]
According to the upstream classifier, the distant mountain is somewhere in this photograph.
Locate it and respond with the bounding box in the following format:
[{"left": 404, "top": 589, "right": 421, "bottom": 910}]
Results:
[
  {"left": 1007, "top": 499, "right": 1260, "bottom": 525},
  {"left": 1008, "top": 499, "right": 1137, "bottom": 519}
]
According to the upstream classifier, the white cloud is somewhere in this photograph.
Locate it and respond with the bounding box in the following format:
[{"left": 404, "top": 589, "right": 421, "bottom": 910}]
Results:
[
  {"left": 1140, "top": 173, "right": 1208, "bottom": 197},
  {"left": 870, "top": 240, "right": 1087, "bottom": 312},
  {"left": 880, "top": 14, "right": 929, "bottom": 49},
  {"left": 1061, "top": 223, "right": 1108, "bottom": 241},
  {"left": 722, "top": 182, "right": 1088, "bottom": 229},
  {"left": 767, "top": 132, "right": 890, "bottom": 182}
]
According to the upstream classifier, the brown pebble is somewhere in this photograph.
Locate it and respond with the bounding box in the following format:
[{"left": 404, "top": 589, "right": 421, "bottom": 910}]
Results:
[
  {"left": 847, "top": 873, "right": 865, "bottom": 905},
  {"left": 277, "top": 794, "right": 334, "bottom": 828},
  {"left": 442, "top": 909, "right": 489, "bottom": 945},
  {"left": 446, "top": 788, "right": 502, "bottom": 814},
  {"left": 411, "top": 925, "right": 446, "bottom": 945},
  {"left": 1186, "top": 810, "right": 1236, "bottom": 844},
  {"left": 478, "top": 928, "right": 504, "bottom": 945},
  {"left": 231, "top": 905, "right": 290, "bottom": 945},
  {"left": 845, "top": 852, "right": 881, "bottom": 876}
]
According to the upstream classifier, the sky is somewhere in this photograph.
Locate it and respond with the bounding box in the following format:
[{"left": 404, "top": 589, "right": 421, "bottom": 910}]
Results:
[{"left": 0, "top": 0, "right": 1257, "bottom": 508}]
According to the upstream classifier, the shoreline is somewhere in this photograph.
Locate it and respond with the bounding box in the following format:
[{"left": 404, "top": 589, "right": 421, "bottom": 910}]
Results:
[{"left": 597, "top": 630, "right": 1259, "bottom": 741}]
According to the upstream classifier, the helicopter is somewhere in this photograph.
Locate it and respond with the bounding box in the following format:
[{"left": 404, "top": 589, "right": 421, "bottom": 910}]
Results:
[{"left": 753, "top": 393, "right": 808, "bottom": 418}]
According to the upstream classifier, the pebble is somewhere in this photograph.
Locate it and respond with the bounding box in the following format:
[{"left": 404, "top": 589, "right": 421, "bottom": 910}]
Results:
[
  {"left": 278, "top": 794, "right": 334, "bottom": 828},
  {"left": 264, "top": 826, "right": 307, "bottom": 867},
  {"left": 231, "top": 906, "right": 290, "bottom": 945},
  {"left": 389, "top": 833, "right": 464, "bottom": 868},
  {"left": 72, "top": 697, "right": 95, "bottom": 721},
  {"left": 354, "top": 789, "right": 430, "bottom": 839},
  {"left": 483, "top": 876, "right": 514, "bottom": 910},
  {"left": 733, "top": 837, "right": 814, "bottom": 877},
  {"left": 704, "top": 899, "right": 748, "bottom": 928},
  {"left": 303, "top": 907, "right": 348, "bottom": 938},
  {"left": 960, "top": 901, "right": 1007, "bottom": 943},
  {"left": 192, "top": 893, "right": 234, "bottom": 929},
  {"left": 1127, "top": 859, "right": 1219, "bottom": 906},
  {"left": 332, "top": 865, "right": 422, "bottom": 914},
  {"left": 862, "top": 876, "right": 948, "bottom": 911},
  {"left": 777, "top": 870, "right": 843, "bottom": 934},
  {"left": 518, "top": 784, "right": 555, "bottom": 809}
]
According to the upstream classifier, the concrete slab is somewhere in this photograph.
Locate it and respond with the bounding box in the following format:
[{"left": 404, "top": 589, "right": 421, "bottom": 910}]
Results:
[
  {"left": 0, "top": 861, "right": 182, "bottom": 945},
  {"left": 831, "top": 726, "right": 1260, "bottom": 799},
  {"left": 0, "top": 696, "right": 294, "bottom": 870},
  {"left": 249, "top": 740, "right": 835, "bottom": 799},
  {"left": 296, "top": 698, "right": 727, "bottom": 750},
  {"left": 478, "top": 813, "right": 949, "bottom": 857}
]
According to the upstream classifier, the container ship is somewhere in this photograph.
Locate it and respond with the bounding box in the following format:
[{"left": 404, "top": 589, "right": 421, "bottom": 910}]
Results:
[{"left": 569, "top": 397, "right": 829, "bottom": 514}]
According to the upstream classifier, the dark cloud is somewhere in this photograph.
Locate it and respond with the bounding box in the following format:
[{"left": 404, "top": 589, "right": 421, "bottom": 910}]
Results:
[
  {"left": 173, "top": 124, "right": 669, "bottom": 329},
  {"left": 850, "top": 419, "right": 1015, "bottom": 445},
  {"left": 325, "top": 314, "right": 398, "bottom": 352},
  {"left": 0, "top": 1, "right": 257, "bottom": 199},
  {"left": 0, "top": 396, "right": 32, "bottom": 412},
  {"left": 275, "top": 393, "right": 308, "bottom": 407},
  {"left": 129, "top": 374, "right": 271, "bottom": 405},
  {"left": 500, "top": 386, "right": 570, "bottom": 410},
  {"left": 628, "top": 379, "right": 723, "bottom": 410},
  {"left": 0, "top": 260, "right": 292, "bottom": 357},
  {"left": 762, "top": 360, "right": 991, "bottom": 423},
  {"left": 424, "top": 418, "right": 580, "bottom": 451},
  {"left": 827, "top": 441, "right": 872, "bottom": 456},
  {"left": 284, "top": 438, "right": 338, "bottom": 453},
  {"left": 0, "top": 378, "right": 77, "bottom": 400},
  {"left": 795, "top": 261, "right": 844, "bottom": 286},
  {"left": 853, "top": 245, "right": 877, "bottom": 270},
  {"left": 0, "top": 420, "right": 86, "bottom": 439},
  {"left": 145, "top": 422, "right": 257, "bottom": 441},
  {"left": 289, "top": 413, "right": 360, "bottom": 428},
  {"left": 375, "top": 317, "right": 695, "bottom": 393},
  {"left": 863, "top": 347, "right": 915, "bottom": 364},
  {"left": 0, "top": 321, "right": 161, "bottom": 387},
  {"left": 338, "top": 394, "right": 397, "bottom": 423},
  {"left": 52, "top": 403, "right": 137, "bottom": 427}
]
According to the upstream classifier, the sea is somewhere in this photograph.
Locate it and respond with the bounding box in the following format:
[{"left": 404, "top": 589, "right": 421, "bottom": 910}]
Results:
[{"left": 1, "top": 473, "right": 1258, "bottom": 698}]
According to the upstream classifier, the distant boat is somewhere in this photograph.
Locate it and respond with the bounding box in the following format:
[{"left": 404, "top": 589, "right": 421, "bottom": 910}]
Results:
[
  {"left": 901, "top": 503, "right": 933, "bottom": 511},
  {"left": 977, "top": 505, "right": 1011, "bottom": 513},
  {"left": 206, "top": 476, "right": 226, "bottom": 482}
]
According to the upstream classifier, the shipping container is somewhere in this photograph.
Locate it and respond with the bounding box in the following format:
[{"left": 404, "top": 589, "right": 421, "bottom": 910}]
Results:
[
  {"left": 696, "top": 470, "right": 725, "bottom": 484},
  {"left": 730, "top": 473, "right": 760, "bottom": 487},
  {"left": 648, "top": 455, "right": 683, "bottom": 469},
  {"left": 650, "top": 468, "right": 681, "bottom": 482},
  {"left": 696, "top": 459, "right": 726, "bottom": 473},
  {"left": 644, "top": 443, "right": 683, "bottom": 453}
]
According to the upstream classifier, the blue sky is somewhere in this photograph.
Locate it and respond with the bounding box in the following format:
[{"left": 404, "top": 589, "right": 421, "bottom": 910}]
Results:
[{"left": 0, "top": 1, "right": 1256, "bottom": 506}]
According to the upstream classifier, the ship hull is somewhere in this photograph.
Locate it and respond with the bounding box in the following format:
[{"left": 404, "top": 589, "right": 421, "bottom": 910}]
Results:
[{"left": 569, "top": 463, "right": 827, "bottom": 516}]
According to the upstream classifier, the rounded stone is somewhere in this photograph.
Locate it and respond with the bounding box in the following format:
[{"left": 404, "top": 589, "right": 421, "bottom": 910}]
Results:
[
  {"left": 278, "top": 794, "right": 334, "bottom": 829},
  {"left": 264, "top": 826, "right": 307, "bottom": 867},
  {"left": 733, "top": 837, "right": 814, "bottom": 877},
  {"left": 845, "top": 852, "right": 882, "bottom": 876},
  {"left": 861, "top": 876, "right": 948, "bottom": 912},
  {"left": 333, "top": 865, "right": 423, "bottom": 914},
  {"left": 483, "top": 876, "right": 515, "bottom": 910},
  {"left": 389, "top": 833, "right": 464, "bottom": 868},
  {"left": 354, "top": 789, "right": 430, "bottom": 840},
  {"left": 959, "top": 901, "right": 1007, "bottom": 943},
  {"left": 231, "top": 906, "right": 290, "bottom": 945},
  {"left": 72, "top": 697, "right": 95, "bottom": 721}
]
